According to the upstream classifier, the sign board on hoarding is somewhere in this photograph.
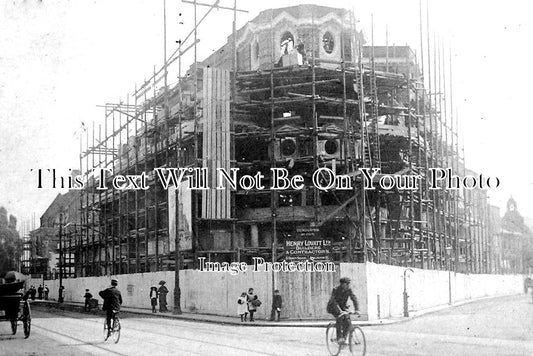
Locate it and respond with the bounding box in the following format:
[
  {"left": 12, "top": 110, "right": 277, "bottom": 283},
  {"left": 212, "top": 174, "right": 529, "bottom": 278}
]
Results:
[{"left": 284, "top": 227, "right": 332, "bottom": 262}]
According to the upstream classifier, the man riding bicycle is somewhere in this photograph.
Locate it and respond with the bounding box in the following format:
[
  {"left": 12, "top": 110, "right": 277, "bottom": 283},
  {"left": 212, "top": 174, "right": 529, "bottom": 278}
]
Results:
[
  {"left": 327, "top": 277, "right": 360, "bottom": 344},
  {"left": 99, "top": 279, "right": 123, "bottom": 339}
]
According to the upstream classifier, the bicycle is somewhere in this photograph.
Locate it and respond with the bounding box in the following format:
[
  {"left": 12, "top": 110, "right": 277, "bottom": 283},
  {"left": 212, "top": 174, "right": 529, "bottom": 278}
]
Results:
[
  {"left": 103, "top": 310, "right": 121, "bottom": 343},
  {"left": 326, "top": 311, "right": 366, "bottom": 356}
]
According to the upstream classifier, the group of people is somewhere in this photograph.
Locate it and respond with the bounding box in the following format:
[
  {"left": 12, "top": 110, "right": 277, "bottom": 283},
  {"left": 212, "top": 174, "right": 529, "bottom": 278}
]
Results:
[
  {"left": 26, "top": 284, "right": 49, "bottom": 300},
  {"left": 237, "top": 288, "right": 283, "bottom": 322},
  {"left": 95, "top": 279, "right": 171, "bottom": 338},
  {"left": 77, "top": 274, "right": 360, "bottom": 342},
  {"left": 150, "top": 281, "right": 169, "bottom": 313},
  {"left": 82, "top": 280, "right": 169, "bottom": 314},
  {"left": 235, "top": 277, "right": 360, "bottom": 333}
]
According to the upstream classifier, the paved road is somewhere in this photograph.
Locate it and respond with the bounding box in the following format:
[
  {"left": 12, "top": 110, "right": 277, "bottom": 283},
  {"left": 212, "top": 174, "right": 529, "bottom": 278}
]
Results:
[{"left": 1, "top": 294, "right": 532, "bottom": 355}]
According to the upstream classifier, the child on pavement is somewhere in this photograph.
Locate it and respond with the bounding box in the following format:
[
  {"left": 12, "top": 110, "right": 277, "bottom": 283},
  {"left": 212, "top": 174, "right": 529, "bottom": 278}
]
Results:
[
  {"left": 150, "top": 286, "right": 158, "bottom": 313},
  {"left": 84, "top": 289, "right": 93, "bottom": 312},
  {"left": 237, "top": 292, "right": 248, "bottom": 322}
]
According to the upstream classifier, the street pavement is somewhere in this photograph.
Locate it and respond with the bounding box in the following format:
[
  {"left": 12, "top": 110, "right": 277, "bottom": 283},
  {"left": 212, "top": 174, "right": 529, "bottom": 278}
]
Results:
[
  {"left": 26, "top": 298, "right": 395, "bottom": 327},
  {"left": 0, "top": 294, "right": 531, "bottom": 355}
]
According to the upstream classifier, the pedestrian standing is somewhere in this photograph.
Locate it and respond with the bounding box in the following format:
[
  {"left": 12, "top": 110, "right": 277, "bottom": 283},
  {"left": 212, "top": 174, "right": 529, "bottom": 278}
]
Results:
[
  {"left": 270, "top": 289, "right": 282, "bottom": 322},
  {"left": 37, "top": 285, "right": 43, "bottom": 299},
  {"left": 247, "top": 287, "right": 260, "bottom": 322},
  {"left": 44, "top": 285, "right": 49, "bottom": 300},
  {"left": 84, "top": 289, "right": 93, "bottom": 312},
  {"left": 158, "top": 281, "right": 169, "bottom": 312},
  {"left": 30, "top": 286, "right": 36, "bottom": 300},
  {"left": 237, "top": 292, "right": 248, "bottom": 322},
  {"left": 150, "top": 286, "right": 158, "bottom": 313}
]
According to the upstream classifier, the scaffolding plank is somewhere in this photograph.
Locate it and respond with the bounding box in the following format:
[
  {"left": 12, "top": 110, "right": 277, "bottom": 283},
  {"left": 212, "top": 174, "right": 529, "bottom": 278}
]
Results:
[{"left": 201, "top": 67, "right": 231, "bottom": 220}]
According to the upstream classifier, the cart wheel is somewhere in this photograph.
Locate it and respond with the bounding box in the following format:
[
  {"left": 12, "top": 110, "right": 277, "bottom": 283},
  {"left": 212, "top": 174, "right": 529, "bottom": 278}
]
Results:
[
  {"left": 11, "top": 319, "right": 17, "bottom": 335},
  {"left": 23, "top": 301, "right": 31, "bottom": 338}
]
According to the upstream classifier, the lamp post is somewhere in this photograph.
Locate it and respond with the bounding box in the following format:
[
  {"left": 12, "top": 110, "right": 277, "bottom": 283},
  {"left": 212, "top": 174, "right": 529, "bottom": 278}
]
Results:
[
  {"left": 173, "top": 191, "right": 182, "bottom": 315},
  {"left": 58, "top": 212, "right": 64, "bottom": 303},
  {"left": 173, "top": 227, "right": 182, "bottom": 315},
  {"left": 403, "top": 268, "right": 414, "bottom": 317},
  {"left": 58, "top": 215, "right": 75, "bottom": 303},
  {"left": 446, "top": 245, "right": 453, "bottom": 305}
]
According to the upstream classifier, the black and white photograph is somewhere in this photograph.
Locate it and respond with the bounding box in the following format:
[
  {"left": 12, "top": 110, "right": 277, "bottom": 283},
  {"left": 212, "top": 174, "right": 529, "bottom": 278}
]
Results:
[{"left": 1, "top": 0, "right": 532, "bottom": 355}]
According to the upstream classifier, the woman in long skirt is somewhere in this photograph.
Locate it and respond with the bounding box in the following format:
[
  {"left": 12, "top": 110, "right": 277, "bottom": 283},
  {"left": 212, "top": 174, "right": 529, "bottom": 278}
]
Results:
[{"left": 158, "top": 281, "right": 169, "bottom": 312}]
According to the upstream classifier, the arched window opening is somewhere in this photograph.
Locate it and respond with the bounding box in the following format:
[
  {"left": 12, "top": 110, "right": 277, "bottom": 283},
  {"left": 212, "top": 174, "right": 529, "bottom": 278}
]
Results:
[
  {"left": 280, "top": 31, "right": 294, "bottom": 55},
  {"left": 323, "top": 31, "right": 335, "bottom": 54},
  {"left": 254, "top": 41, "right": 260, "bottom": 60}
]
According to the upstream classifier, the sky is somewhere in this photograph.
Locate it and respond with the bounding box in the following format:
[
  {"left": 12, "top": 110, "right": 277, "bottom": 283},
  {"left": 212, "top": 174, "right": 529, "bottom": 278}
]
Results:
[{"left": 1, "top": 0, "right": 532, "bottom": 233}]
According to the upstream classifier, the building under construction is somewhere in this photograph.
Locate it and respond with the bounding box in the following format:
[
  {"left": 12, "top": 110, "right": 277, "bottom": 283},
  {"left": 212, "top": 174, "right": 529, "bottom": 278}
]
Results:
[{"left": 73, "top": 4, "right": 495, "bottom": 278}]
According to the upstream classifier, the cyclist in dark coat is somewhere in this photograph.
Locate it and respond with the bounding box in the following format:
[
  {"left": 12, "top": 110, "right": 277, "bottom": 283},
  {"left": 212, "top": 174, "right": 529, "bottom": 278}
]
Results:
[
  {"left": 99, "top": 279, "right": 122, "bottom": 337},
  {"left": 327, "top": 277, "right": 359, "bottom": 343}
]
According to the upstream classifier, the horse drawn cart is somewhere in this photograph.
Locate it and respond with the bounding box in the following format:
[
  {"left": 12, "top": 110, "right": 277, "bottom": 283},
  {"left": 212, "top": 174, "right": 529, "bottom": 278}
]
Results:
[{"left": 0, "top": 278, "right": 31, "bottom": 338}]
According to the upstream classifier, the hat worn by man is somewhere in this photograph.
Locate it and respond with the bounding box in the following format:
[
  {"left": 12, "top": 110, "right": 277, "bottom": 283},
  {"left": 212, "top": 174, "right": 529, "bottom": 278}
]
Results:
[
  {"left": 159, "top": 280, "right": 166, "bottom": 285},
  {"left": 339, "top": 277, "right": 351, "bottom": 284},
  {"left": 111, "top": 279, "right": 118, "bottom": 286}
]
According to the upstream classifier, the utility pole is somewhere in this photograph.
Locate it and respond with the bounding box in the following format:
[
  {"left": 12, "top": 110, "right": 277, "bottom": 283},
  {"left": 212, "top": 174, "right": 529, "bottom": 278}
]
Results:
[
  {"left": 269, "top": 7, "right": 278, "bottom": 301},
  {"left": 174, "top": 202, "right": 182, "bottom": 314},
  {"left": 403, "top": 268, "right": 413, "bottom": 317},
  {"left": 58, "top": 212, "right": 64, "bottom": 303}
]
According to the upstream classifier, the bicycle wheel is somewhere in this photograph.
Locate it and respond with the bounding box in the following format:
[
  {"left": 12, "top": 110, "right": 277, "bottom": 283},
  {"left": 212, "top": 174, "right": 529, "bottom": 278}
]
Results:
[
  {"left": 349, "top": 326, "right": 366, "bottom": 356},
  {"left": 112, "top": 318, "right": 121, "bottom": 344},
  {"left": 103, "top": 320, "right": 109, "bottom": 341},
  {"left": 326, "top": 322, "right": 341, "bottom": 356}
]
